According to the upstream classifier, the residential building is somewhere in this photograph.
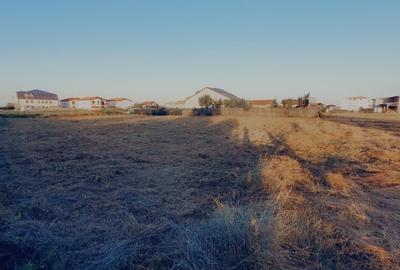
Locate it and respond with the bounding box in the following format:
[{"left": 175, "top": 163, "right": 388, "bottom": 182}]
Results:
[
  {"left": 14, "top": 89, "right": 59, "bottom": 111},
  {"left": 142, "top": 101, "right": 159, "bottom": 108},
  {"left": 60, "top": 97, "right": 106, "bottom": 110},
  {"left": 373, "top": 96, "right": 400, "bottom": 113},
  {"left": 340, "top": 96, "right": 372, "bottom": 111},
  {"left": 163, "top": 100, "right": 186, "bottom": 108},
  {"left": 184, "top": 87, "right": 240, "bottom": 108},
  {"left": 107, "top": 98, "right": 133, "bottom": 109}
]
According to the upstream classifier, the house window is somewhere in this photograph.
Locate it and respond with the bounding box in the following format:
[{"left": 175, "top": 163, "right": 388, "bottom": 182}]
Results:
[
  {"left": 26, "top": 100, "right": 29, "bottom": 103},
  {"left": 72, "top": 101, "right": 75, "bottom": 105},
  {"left": 92, "top": 101, "right": 95, "bottom": 104},
  {"left": 31, "top": 100, "right": 33, "bottom": 103}
]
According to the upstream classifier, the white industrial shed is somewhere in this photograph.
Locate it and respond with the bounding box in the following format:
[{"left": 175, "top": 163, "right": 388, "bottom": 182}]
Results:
[{"left": 184, "top": 87, "right": 240, "bottom": 108}]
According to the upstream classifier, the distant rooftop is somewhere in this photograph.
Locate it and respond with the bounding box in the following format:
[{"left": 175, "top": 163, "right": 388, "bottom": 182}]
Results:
[
  {"left": 60, "top": 96, "right": 104, "bottom": 102},
  {"left": 16, "top": 89, "right": 58, "bottom": 100},
  {"left": 345, "top": 96, "right": 369, "bottom": 100},
  {"left": 108, "top": 98, "right": 132, "bottom": 102},
  {"left": 186, "top": 87, "right": 240, "bottom": 101}
]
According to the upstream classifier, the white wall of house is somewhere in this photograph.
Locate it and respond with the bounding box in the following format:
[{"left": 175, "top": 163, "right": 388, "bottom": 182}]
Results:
[
  {"left": 108, "top": 100, "right": 132, "bottom": 109},
  {"left": 77, "top": 100, "right": 97, "bottom": 110},
  {"left": 184, "top": 88, "right": 234, "bottom": 108},
  {"left": 61, "top": 100, "right": 78, "bottom": 109},
  {"left": 340, "top": 97, "right": 372, "bottom": 111},
  {"left": 15, "top": 98, "right": 59, "bottom": 111},
  {"left": 61, "top": 98, "right": 104, "bottom": 110}
]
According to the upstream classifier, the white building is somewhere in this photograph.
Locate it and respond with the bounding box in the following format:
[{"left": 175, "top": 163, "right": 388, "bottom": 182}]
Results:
[
  {"left": 14, "top": 89, "right": 59, "bottom": 111},
  {"left": 107, "top": 98, "right": 133, "bottom": 109},
  {"left": 60, "top": 97, "right": 106, "bottom": 110},
  {"left": 372, "top": 96, "right": 400, "bottom": 113},
  {"left": 184, "top": 87, "right": 240, "bottom": 108},
  {"left": 163, "top": 100, "right": 186, "bottom": 108},
  {"left": 340, "top": 96, "right": 372, "bottom": 111}
]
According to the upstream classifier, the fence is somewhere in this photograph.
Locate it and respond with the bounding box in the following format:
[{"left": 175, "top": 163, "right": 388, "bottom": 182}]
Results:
[{"left": 221, "top": 107, "right": 320, "bottom": 118}]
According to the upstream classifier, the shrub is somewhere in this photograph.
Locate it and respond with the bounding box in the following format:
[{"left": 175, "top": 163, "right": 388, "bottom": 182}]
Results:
[
  {"left": 0, "top": 103, "right": 15, "bottom": 110},
  {"left": 199, "top": 95, "right": 214, "bottom": 109},
  {"left": 151, "top": 107, "right": 168, "bottom": 116},
  {"left": 129, "top": 107, "right": 182, "bottom": 116},
  {"left": 192, "top": 108, "right": 215, "bottom": 116},
  {"left": 167, "top": 108, "right": 183, "bottom": 115},
  {"left": 223, "top": 99, "right": 251, "bottom": 110},
  {"left": 101, "top": 108, "right": 127, "bottom": 115}
]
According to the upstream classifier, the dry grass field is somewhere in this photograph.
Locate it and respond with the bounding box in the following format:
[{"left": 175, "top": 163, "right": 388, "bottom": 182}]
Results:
[{"left": 0, "top": 113, "right": 399, "bottom": 269}]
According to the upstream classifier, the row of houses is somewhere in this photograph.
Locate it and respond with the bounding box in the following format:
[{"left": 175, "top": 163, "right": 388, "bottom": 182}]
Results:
[
  {"left": 340, "top": 96, "right": 400, "bottom": 112},
  {"left": 14, "top": 87, "right": 247, "bottom": 111},
  {"left": 14, "top": 87, "right": 398, "bottom": 113},
  {"left": 13, "top": 87, "right": 319, "bottom": 111},
  {"left": 60, "top": 97, "right": 134, "bottom": 110},
  {"left": 13, "top": 89, "right": 134, "bottom": 111}
]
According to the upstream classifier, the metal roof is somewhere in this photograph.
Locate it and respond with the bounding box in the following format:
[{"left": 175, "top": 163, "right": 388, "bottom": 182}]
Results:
[
  {"left": 16, "top": 89, "right": 59, "bottom": 100},
  {"left": 186, "top": 87, "right": 240, "bottom": 101}
]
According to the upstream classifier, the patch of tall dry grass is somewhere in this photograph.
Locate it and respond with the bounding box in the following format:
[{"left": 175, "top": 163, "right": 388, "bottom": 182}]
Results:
[{"left": 260, "top": 155, "right": 383, "bottom": 269}]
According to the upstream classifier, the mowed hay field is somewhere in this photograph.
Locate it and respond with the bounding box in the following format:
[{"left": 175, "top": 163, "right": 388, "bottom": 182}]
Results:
[{"left": 0, "top": 114, "right": 399, "bottom": 269}]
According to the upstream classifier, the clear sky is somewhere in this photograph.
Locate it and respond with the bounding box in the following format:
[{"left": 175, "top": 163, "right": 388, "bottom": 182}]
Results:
[{"left": 0, "top": 0, "right": 399, "bottom": 105}]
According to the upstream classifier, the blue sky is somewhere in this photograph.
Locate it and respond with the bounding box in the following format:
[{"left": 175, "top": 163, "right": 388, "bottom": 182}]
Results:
[{"left": 0, "top": 0, "right": 399, "bottom": 105}]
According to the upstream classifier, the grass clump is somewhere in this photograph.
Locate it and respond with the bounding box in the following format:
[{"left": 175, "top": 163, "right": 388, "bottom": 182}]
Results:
[
  {"left": 175, "top": 205, "right": 273, "bottom": 270},
  {"left": 0, "top": 221, "right": 67, "bottom": 270},
  {"left": 261, "top": 156, "right": 316, "bottom": 195}
]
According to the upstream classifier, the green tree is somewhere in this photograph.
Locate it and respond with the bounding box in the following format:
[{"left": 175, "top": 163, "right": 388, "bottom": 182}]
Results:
[
  {"left": 223, "top": 99, "right": 251, "bottom": 110},
  {"left": 199, "top": 95, "right": 214, "bottom": 108},
  {"left": 223, "top": 99, "right": 236, "bottom": 108}
]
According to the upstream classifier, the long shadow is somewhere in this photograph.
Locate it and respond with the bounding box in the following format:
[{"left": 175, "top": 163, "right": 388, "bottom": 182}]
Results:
[
  {"left": 0, "top": 116, "right": 264, "bottom": 269},
  {"left": 321, "top": 114, "right": 400, "bottom": 136},
  {"left": 264, "top": 131, "right": 370, "bottom": 189},
  {"left": 0, "top": 115, "right": 380, "bottom": 269}
]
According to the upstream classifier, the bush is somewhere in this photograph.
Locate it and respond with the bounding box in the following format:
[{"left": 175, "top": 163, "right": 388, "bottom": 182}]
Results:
[
  {"left": 199, "top": 95, "right": 214, "bottom": 109},
  {"left": 174, "top": 206, "right": 272, "bottom": 270},
  {"left": 192, "top": 108, "right": 219, "bottom": 116},
  {"left": 223, "top": 99, "right": 251, "bottom": 110},
  {"left": 0, "top": 103, "right": 15, "bottom": 110},
  {"left": 167, "top": 108, "right": 183, "bottom": 115},
  {"left": 129, "top": 107, "right": 182, "bottom": 116},
  {"left": 101, "top": 108, "right": 128, "bottom": 115},
  {"left": 151, "top": 107, "right": 168, "bottom": 116}
]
